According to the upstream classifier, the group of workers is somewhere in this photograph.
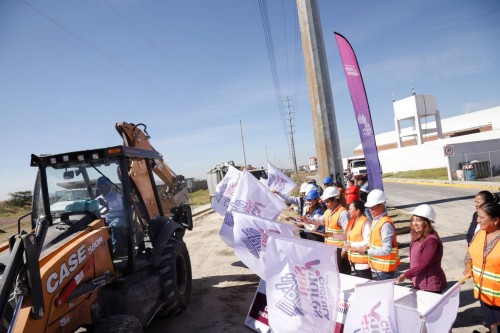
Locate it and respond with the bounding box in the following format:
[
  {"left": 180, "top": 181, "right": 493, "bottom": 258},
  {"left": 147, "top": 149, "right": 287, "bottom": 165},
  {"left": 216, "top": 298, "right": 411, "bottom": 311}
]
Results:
[
  {"left": 276, "top": 178, "right": 500, "bottom": 331},
  {"left": 276, "top": 177, "right": 402, "bottom": 281}
]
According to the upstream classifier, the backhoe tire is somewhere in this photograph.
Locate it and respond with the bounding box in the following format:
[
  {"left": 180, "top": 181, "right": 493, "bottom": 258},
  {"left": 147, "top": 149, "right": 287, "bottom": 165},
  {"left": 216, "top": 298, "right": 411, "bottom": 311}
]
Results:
[
  {"left": 157, "top": 237, "right": 192, "bottom": 317},
  {"left": 93, "top": 315, "right": 141, "bottom": 333}
]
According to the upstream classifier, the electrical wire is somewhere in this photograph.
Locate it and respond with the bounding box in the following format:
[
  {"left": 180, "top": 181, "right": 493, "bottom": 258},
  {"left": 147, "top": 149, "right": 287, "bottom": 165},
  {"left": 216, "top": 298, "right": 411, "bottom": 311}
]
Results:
[{"left": 21, "top": 0, "right": 240, "bottom": 137}]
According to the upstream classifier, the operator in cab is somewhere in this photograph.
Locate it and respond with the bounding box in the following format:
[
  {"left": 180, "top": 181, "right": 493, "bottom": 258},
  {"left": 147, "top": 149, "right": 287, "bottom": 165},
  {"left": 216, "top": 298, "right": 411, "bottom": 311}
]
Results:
[{"left": 96, "top": 176, "right": 126, "bottom": 257}]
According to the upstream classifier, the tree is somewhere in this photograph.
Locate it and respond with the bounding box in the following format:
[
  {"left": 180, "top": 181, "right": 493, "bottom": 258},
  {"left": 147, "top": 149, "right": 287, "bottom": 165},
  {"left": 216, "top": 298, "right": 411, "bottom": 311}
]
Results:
[{"left": 7, "top": 191, "right": 32, "bottom": 207}]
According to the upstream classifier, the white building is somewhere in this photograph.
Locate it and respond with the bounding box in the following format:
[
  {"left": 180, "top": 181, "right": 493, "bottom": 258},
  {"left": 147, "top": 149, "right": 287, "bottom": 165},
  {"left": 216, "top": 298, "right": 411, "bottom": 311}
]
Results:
[{"left": 352, "top": 97, "right": 500, "bottom": 180}]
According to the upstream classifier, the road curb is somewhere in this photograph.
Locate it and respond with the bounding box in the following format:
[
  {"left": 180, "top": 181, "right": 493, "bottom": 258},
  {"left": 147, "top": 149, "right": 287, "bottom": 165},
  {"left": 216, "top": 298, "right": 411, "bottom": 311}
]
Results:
[
  {"left": 383, "top": 178, "right": 500, "bottom": 191},
  {"left": 192, "top": 204, "right": 212, "bottom": 218}
]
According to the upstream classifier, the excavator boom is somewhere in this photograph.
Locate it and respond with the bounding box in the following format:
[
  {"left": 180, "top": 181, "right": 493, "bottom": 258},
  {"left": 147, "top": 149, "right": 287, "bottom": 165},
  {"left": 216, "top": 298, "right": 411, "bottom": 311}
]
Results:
[{"left": 115, "top": 122, "right": 189, "bottom": 218}]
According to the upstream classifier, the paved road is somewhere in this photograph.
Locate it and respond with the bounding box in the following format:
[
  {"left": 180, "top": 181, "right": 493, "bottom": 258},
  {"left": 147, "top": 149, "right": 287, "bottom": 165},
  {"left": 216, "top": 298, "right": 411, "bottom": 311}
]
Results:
[{"left": 384, "top": 180, "right": 492, "bottom": 332}]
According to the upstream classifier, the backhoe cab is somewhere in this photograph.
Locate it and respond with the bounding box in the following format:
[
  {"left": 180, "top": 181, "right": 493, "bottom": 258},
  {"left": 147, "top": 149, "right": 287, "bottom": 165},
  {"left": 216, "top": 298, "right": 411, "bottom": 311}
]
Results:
[{"left": 0, "top": 123, "right": 193, "bottom": 332}]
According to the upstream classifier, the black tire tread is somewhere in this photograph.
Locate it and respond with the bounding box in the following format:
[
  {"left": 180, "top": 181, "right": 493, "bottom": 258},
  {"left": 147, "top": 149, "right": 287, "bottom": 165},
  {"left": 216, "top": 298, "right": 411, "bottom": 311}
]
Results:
[{"left": 157, "top": 237, "right": 192, "bottom": 317}]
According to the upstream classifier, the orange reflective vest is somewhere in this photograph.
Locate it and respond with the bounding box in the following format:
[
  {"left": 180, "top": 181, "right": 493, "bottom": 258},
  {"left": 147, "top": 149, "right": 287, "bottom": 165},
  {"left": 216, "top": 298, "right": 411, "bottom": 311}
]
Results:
[
  {"left": 325, "top": 205, "right": 347, "bottom": 246},
  {"left": 346, "top": 215, "right": 370, "bottom": 264},
  {"left": 368, "top": 216, "right": 400, "bottom": 272},
  {"left": 468, "top": 230, "right": 500, "bottom": 306}
]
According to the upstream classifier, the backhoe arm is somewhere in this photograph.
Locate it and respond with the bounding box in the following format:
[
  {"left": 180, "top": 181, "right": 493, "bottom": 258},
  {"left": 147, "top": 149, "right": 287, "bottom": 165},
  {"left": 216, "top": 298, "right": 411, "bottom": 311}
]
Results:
[{"left": 115, "top": 122, "right": 188, "bottom": 219}]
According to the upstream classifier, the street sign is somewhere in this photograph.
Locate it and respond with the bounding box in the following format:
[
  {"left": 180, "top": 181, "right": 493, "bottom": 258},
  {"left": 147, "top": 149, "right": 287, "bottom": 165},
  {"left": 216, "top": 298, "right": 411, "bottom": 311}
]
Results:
[{"left": 443, "top": 145, "right": 455, "bottom": 156}]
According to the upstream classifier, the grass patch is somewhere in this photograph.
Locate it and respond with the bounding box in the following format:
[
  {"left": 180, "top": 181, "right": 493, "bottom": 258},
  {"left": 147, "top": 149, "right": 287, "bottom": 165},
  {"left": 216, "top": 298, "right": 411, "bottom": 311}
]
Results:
[
  {"left": 0, "top": 202, "right": 30, "bottom": 218},
  {"left": 383, "top": 167, "right": 448, "bottom": 180},
  {"left": 388, "top": 206, "right": 412, "bottom": 235},
  {"left": 188, "top": 189, "right": 210, "bottom": 207},
  {"left": 0, "top": 219, "right": 32, "bottom": 244}
]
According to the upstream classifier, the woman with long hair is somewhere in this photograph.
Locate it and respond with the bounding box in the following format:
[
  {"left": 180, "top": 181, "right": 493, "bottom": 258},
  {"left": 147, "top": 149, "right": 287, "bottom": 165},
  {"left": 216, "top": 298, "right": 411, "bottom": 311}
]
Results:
[
  {"left": 396, "top": 204, "right": 447, "bottom": 293},
  {"left": 464, "top": 202, "right": 500, "bottom": 329}
]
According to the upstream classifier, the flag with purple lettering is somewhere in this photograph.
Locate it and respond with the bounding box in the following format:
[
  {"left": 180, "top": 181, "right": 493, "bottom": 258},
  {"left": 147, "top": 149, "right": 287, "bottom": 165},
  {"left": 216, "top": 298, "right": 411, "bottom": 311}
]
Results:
[
  {"left": 265, "top": 233, "right": 339, "bottom": 333},
  {"left": 335, "top": 32, "right": 384, "bottom": 191},
  {"left": 233, "top": 212, "right": 296, "bottom": 280},
  {"left": 211, "top": 165, "right": 241, "bottom": 216},
  {"left": 344, "top": 279, "right": 398, "bottom": 333},
  {"left": 267, "top": 162, "right": 296, "bottom": 196},
  {"left": 219, "top": 170, "right": 287, "bottom": 248}
]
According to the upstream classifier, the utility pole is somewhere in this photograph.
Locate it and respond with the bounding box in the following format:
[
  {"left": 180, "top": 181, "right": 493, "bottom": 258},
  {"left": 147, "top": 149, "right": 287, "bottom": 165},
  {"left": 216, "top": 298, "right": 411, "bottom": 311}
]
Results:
[
  {"left": 296, "top": 0, "right": 344, "bottom": 183},
  {"left": 265, "top": 145, "right": 269, "bottom": 163},
  {"left": 284, "top": 96, "right": 298, "bottom": 172},
  {"left": 240, "top": 120, "right": 247, "bottom": 168}
]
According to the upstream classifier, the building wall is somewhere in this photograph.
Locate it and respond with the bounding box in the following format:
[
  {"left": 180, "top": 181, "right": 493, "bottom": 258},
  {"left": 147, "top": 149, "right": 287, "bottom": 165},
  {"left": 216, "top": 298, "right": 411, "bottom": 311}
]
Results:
[{"left": 378, "top": 131, "right": 500, "bottom": 174}]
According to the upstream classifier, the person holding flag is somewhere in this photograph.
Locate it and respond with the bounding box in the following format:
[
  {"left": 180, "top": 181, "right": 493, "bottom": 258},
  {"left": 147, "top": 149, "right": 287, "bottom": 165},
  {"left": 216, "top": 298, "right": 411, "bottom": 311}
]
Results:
[
  {"left": 318, "top": 186, "right": 351, "bottom": 274},
  {"left": 298, "top": 189, "right": 325, "bottom": 242},
  {"left": 344, "top": 200, "right": 372, "bottom": 279},
  {"left": 273, "top": 182, "right": 308, "bottom": 216},
  {"left": 352, "top": 189, "right": 400, "bottom": 280}
]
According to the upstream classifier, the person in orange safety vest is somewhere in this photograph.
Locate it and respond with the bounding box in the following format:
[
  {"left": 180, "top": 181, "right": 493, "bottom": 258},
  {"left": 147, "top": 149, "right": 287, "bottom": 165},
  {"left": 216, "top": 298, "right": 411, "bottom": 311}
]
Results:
[
  {"left": 344, "top": 200, "right": 372, "bottom": 279},
  {"left": 464, "top": 202, "right": 500, "bottom": 329},
  {"left": 351, "top": 189, "right": 400, "bottom": 280},
  {"left": 321, "top": 186, "right": 351, "bottom": 275}
]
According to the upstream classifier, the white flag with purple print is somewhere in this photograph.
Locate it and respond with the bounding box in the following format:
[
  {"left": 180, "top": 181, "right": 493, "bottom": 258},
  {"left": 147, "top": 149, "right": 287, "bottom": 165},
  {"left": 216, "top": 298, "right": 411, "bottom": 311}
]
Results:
[
  {"left": 267, "top": 162, "right": 296, "bottom": 196},
  {"left": 219, "top": 170, "right": 287, "bottom": 248},
  {"left": 344, "top": 279, "right": 398, "bottom": 333},
  {"left": 265, "top": 233, "right": 339, "bottom": 333},
  {"left": 211, "top": 165, "right": 241, "bottom": 216},
  {"left": 233, "top": 212, "right": 296, "bottom": 280}
]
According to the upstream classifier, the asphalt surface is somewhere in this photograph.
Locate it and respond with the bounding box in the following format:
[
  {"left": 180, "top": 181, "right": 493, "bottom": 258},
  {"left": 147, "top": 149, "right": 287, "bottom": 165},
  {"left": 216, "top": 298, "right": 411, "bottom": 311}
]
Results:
[{"left": 384, "top": 178, "right": 499, "bottom": 332}]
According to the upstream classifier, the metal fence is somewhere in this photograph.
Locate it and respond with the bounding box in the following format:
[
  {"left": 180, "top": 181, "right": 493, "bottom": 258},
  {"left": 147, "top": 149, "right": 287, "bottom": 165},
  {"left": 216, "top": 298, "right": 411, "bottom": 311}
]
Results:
[{"left": 449, "top": 149, "right": 500, "bottom": 181}]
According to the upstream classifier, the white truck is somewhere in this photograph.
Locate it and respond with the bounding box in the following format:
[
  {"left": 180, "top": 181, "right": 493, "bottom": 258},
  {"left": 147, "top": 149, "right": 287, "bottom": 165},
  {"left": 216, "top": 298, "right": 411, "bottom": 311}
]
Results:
[
  {"left": 207, "top": 162, "right": 267, "bottom": 202},
  {"left": 344, "top": 156, "right": 367, "bottom": 180}
]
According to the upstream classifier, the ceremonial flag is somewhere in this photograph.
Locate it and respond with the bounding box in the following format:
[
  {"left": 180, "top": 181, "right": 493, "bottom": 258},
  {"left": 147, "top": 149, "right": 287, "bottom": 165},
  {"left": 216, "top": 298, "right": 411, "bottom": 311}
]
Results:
[
  {"left": 335, "top": 32, "right": 384, "bottom": 191},
  {"left": 259, "top": 177, "right": 269, "bottom": 188},
  {"left": 211, "top": 165, "right": 241, "bottom": 216},
  {"left": 265, "top": 233, "right": 339, "bottom": 333},
  {"left": 267, "top": 162, "right": 296, "bottom": 196},
  {"left": 344, "top": 279, "right": 398, "bottom": 333},
  {"left": 233, "top": 212, "right": 295, "bottom": 280},
  {"left": 219, "top": 170, "right": 287, "bottom": 248},
  {"left": 422, "top": 282, "right": 461, "bottom": 333}
]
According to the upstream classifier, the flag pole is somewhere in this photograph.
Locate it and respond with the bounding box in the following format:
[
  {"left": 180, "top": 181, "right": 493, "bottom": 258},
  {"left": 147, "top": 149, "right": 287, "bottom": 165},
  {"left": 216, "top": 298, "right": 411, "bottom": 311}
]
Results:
[{"left": 240, "top": 120, "right": 247, "bottom": 168}]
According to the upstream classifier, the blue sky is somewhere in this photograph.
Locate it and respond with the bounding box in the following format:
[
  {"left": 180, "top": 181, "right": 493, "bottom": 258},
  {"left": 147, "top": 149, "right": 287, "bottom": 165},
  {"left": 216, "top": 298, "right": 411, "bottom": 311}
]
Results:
[{"left": 1, "top": 0, "right": 499, "bottom": 201}]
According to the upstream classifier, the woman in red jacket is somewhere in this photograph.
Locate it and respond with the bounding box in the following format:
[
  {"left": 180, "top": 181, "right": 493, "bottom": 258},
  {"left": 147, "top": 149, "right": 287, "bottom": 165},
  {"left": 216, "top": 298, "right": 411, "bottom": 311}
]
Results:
[
  {"left": 344, "top": 179, "right": 360, "bottom": 205},
  {"left": 396, "top": 204, "right": 447, "bottom": 293}
]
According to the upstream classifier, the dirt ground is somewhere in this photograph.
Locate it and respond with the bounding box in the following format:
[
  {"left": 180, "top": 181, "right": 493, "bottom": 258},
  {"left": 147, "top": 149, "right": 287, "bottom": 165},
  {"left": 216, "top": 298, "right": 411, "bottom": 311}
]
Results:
[
  {"left": 145, "top": 210, "right": 259, "bottom": 333},
  {"left": 0, "top": 203, "right": 488, "bottom": 332}
]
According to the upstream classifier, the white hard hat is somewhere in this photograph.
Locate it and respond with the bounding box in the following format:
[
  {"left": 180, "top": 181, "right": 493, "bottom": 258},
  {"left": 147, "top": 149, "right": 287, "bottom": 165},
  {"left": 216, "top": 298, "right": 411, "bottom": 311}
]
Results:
[
  {"left": 365, "top": 189, "right": 387, "bottom": 208},
  {"left": 411, "top": 204, "right": 436, "bottom": 223},
  {"left": 304, "top": 184, "right": 316, "bottom": 195},
  {"left": 321, "top": 186, "right": 339, "bottom": 201},
  {"left": 299, "top": 183, "right": 308, "bottom": 193}
]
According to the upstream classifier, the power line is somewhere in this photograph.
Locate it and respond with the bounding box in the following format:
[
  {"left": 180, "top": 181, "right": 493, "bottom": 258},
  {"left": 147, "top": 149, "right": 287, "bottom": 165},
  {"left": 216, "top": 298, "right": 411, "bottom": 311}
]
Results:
[
  {"left": 21, "top": 0, "right": 241, "bottom": 138},
  {"left": 282, "top": 0, "right": 291, "bottom": 97},
  {"left": 103, "top": 0, "right": 226, "bottom": 110},
  {"left": 257, "top": 0, "right": 292, "bottom": 163}
]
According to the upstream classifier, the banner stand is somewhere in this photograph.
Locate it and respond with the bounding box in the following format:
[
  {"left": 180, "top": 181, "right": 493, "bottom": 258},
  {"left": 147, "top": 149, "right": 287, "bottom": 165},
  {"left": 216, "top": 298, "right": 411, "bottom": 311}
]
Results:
[{"left": 245, "top": 279, "right": 272, "bottom": 333}]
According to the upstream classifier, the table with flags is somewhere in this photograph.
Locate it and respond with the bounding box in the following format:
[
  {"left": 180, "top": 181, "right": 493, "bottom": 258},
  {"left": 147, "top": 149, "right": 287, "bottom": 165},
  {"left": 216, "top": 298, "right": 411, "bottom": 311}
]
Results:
[{"left": 211, "top": 163, "right": 461, "bottom": 333}]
